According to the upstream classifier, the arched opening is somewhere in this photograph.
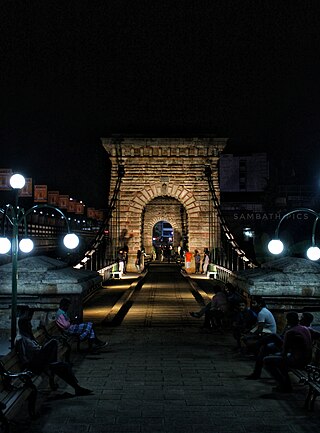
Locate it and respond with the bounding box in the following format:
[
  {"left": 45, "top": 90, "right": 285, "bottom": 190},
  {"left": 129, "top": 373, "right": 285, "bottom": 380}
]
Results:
[
  {"left": 141, "top": 196, "right": 187, "bottom": 257},
  {"left": 152, "top": 221, "right": 174, "bottom": 261}
]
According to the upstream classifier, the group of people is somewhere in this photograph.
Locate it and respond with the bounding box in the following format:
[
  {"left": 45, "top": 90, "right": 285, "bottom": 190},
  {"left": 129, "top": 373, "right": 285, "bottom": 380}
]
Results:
[
  {"left": 14, "top": 286, "right": 319, "bottom": 398},
  {"left": 245, "top": 310, "right": 319, "bottom": 392},
  {"left": 190, "top": 283, "right": 320, "bottom": 393},
  {"left": 14, "top": 298, "right": 108, "bottom": 396},
  {"left": 193, "top": 249, "right": 210, "bottom": 274},
  {"left": 190, "top": 283, "right": 245, "bottom": 331}
]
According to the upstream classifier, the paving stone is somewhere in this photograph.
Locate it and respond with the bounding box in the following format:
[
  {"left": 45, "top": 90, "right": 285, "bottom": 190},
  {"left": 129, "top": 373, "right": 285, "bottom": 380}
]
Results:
[
  {"left": 89, "top": 425, "right": 141, "bottom": 433},
  {"left": 12, "top": 265, "right": 320, "bottom": 433}
]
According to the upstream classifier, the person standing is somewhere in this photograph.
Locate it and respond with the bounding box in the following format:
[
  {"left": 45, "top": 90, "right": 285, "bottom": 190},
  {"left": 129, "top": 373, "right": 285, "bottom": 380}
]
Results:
[
  {"left": 123, "top": 246, "right": 128, "bottom": 274},
  {"left": 202, "top": 249, "right": 210, "bottom": 274},
  {"left": 135, "top": 249, "right": 142, "bottom": 272},
  {"left": 194, "top": 250, "right": 201, "bottom": 273},
  {"left": 185, "top": 250, "right": 192, "bottom": 271},
  {"left": 117, "top": 250, "right": 125, "bottom": 275}
]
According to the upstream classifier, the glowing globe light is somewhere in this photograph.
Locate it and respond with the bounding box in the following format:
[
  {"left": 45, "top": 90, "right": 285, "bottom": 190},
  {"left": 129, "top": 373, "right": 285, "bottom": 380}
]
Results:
[
  {"left": 10, "top": 174, "right": 26, "bottom": 189},
  {"left": 19, "top": 238, "right": 34, "bottom": 253},
  {"left": 306, "top": 246, "right": 320, "bottom": 261},
  {"left": 63, "top": 233, "right": 79, "bottom": 249},
  {"left": 268, "top": 239, "right": 284, "bottom": 255},
  {"left": 0, "top": 237, "right": 11, "bottom": 254}
]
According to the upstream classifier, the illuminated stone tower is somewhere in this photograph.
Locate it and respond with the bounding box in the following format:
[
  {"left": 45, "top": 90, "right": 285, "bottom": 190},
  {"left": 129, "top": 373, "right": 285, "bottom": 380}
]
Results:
[{"left": 102, "top": 136, "right": 227, "bottom": 272}]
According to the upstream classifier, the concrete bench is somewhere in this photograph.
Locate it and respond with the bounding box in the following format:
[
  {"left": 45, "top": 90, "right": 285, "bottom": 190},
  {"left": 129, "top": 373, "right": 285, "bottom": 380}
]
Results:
[
  {"left": 110, "top": 271, "right": 123, "bottom": 279},
  {"left": 207, "top": 271, "right": 217, "bottom": 279}
]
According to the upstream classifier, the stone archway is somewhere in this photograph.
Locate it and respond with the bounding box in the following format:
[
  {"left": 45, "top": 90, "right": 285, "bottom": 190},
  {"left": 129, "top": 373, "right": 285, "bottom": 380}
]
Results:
[
  {"left": 102, "top": 136, "right": 227, "bottom": 272},
  {"left": 142, "top": 196, "right": 186, "bottom": 254},
  {"left": 125, "top": 182, "right": 203, "bottom": 271}
]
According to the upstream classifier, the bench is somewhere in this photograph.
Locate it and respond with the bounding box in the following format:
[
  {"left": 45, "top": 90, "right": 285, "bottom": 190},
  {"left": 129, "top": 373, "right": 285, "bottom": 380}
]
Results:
[
  {"left": 290, "top": 339, "right": 320, "bottom": 411},
  {"left": 207, "top": 270, "right": 217, "bottom": 279},
  {"left": 110, "top": 270, "right": 123, "bottom": 279},
  {"left": 0, "top": 321, "right": 70, "bottom": 431},
  {"left": 304, "top": 364, "right": 320, "bottom": 411},
  {"left": 39, "top": 321, "right": 75, "bottom": 361},
  {"left": 207, "top": 264, "right": 217, "bottom": 279},
  {"left": 0, "top": 359, "right": 38, "bottom": 432}
]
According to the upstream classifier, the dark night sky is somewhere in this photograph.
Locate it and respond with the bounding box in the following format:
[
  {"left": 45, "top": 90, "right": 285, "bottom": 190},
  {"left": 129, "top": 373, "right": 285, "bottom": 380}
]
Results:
[{"left": 1, "top": 0, "right": 320, "bottom": 208}]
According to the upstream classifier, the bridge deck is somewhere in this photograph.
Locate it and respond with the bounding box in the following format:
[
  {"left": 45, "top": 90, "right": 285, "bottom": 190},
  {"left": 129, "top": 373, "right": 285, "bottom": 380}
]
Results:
[
  {"left": 122, "top": 264, "right": 199, "bottom": 327},
  {"left": 14, "top": 264, "right": 320, "bottom": 433}
]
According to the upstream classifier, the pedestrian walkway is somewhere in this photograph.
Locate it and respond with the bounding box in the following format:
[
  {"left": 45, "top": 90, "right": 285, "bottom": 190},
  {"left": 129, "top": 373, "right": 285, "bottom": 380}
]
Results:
[{"left": 14, "top": 264, "right": 320, "bottom": 433}]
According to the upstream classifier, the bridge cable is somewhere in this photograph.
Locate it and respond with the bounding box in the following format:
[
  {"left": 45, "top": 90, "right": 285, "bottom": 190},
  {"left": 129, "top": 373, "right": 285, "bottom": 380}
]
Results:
[
  {"left": 75, "top": 137, "right": 125, "bottom": 269},
  {"left": 204, "top": 165, "right": 257, "bottom": 269}
]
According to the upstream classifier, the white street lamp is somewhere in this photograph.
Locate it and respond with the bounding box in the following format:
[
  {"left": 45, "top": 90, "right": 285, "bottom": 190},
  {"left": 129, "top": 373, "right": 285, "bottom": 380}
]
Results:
[
  {"left": 9, "top": 173, "right": 26, "bottom": 189},
  {"left": 63, "top": 233, "right": 80, "bottom": 249},
  {"left": 267, "top": 239, "right": 284, "bottom": 255},
  {"left": 0, "top": 173, "right": 81, "bottom": 348},
  {"left": 19, "top": 238, "right": 34, "bottom": 253},
  {"left": 0, "top": 237, "right": 11, "bottom": 254},
  {"left": 306, "top": 246, "right": 320, "bottom": 261},
  {"left": 268, "top": 209, "right": 320, "bottom": 261}
]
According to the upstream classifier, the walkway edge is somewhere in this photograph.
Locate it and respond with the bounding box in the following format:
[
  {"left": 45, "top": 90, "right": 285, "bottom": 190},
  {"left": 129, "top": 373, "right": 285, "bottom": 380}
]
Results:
[
  {"left": 181, "top": 270, "right": 211, "bottom": 305},
  {"left": 101, "top": 273, "right": 147, "bottom": 326}
]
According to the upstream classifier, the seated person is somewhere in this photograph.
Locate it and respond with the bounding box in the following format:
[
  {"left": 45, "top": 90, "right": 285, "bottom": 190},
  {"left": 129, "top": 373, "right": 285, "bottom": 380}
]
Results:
[
  {"left": 300, "top": 311, "right": 314, "bottom": 328},
  {"left": 246, "top": 310, "right": 316, "bottom": 379},
  {"left": 241, "top": 297, "right": 277, "bottom": 354},
  {"left": 15, "top": 306, "right": 93, "bottom": 396},
  {"left": 232, "top": 299, "right": 257, "bottom": 349},
  {"left": 56, "top": 298, "right": 107, "bottom": 349},
  {"left": 263, "top": 311, "right": 320, "bottom": 393},
  {"left": 246, "top": 332, "right": 285, "bottom": 379},
  {"left": 190, "top": 286, "right": 229, "bottom": 329},
  {"left": 225, "top": 283, "right": 242, "bottom": 315}
]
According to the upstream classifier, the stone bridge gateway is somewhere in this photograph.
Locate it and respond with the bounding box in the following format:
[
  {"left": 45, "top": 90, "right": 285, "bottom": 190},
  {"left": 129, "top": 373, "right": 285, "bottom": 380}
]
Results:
[{"left": 102, "top": 136, "right": 227, "bottom": 272}]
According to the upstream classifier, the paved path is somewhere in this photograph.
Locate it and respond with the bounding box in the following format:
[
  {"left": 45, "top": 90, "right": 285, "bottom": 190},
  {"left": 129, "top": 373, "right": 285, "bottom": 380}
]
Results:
[
  {"left": 15, "top": 264, "right": 320, "bottom": 433},
  {"left": 121, "top": 264, "right": 197, "bottom": 327}
]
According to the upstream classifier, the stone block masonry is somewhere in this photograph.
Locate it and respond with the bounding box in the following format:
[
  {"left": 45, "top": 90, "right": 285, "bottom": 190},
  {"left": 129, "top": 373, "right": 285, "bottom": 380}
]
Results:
[{"left": 102, "top": 136, "right": 227, "bottom": 272}]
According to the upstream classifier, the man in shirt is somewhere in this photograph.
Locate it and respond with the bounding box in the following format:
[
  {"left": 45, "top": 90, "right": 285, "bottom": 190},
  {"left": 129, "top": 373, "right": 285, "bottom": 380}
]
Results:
[
  {"left": 194, "top": 250, "right": 201, "bottom": 274},
  {"left": 242, "top": 297, "right": 277, "bottom": 354}
]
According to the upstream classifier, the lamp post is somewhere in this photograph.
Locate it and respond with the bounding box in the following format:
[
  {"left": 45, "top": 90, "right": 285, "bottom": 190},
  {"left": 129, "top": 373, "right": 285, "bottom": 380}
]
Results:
[
  {"left": 0, "top": 174, "right": 80, "bottom": 349},
  {"left": 268, "top": 208, "right": 320, "bottom": 261}
]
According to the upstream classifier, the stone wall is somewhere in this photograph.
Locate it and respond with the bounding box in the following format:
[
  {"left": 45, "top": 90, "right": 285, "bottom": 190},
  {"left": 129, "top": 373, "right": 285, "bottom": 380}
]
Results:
[
  {"left": 228, "top": 257, "right": 320, "bottom": 330},
  {"left": 0, "top": 256, "right": 102, "bottom": 329},
  {"left": 102, "top": 136, "right": 227, "bottom": 272}
]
